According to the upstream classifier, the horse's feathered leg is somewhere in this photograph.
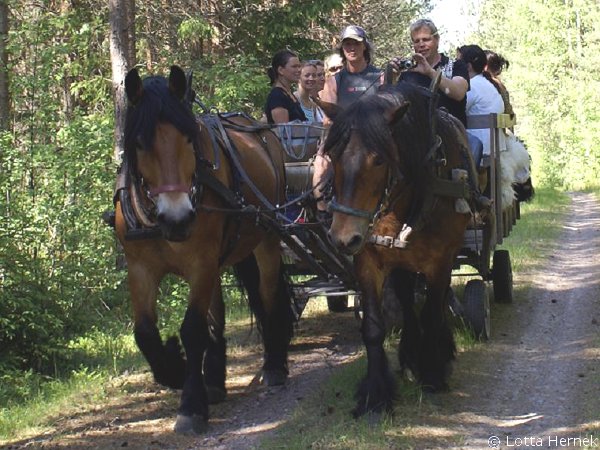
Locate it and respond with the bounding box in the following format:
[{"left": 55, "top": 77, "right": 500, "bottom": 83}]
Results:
[
  {"left": 235, "top": 237, "right": 293, "bottom": 386},
  {"left": 419, "top": 265, "right": 456, "bottom": 392},
  {"left": 204, "top": 278, "right": 227, "bottom": 404},
  {"left": 130, "top": 262, "right": 185, "bottom": 389},
  {"left": 175, "top": 274, "right": 217, "bottom": 434},
  {"left": 353, "top": 256, "right": 395, "bottom": 418}
]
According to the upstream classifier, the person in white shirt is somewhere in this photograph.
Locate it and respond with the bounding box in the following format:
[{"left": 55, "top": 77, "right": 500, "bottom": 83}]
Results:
[{"left": 459, "top": 45, "right": 506, "bottom": 157}]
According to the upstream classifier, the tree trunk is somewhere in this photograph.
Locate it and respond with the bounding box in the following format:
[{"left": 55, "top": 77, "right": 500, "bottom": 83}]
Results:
[
  {"left": 0, "top": 0, "right": 9, "bottom": 131},
  {"left": 109, "top": 0, "right": 135, "bottom": 163}
]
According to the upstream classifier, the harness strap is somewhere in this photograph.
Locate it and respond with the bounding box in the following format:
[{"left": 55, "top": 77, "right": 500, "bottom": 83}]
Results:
[
  {"left": 211, "top": 115, "right": 287, "bottom": 220},
  {"left": 368, "top": 224, "right": 412, "bottom": 249},
  {"left": 327, "top": 196, "right": 373, "bottom": 219},
  {"left": 196, "top": 165, "right": 244, "bottom": 209}
]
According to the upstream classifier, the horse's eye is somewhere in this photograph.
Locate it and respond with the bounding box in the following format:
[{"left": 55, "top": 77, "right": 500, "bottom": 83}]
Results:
[
  {"left": 135, "top": 136, "right": 144, "bottom": 150},
  {"left": 372, "top": 153, "right": 384, "bottom": 166}
]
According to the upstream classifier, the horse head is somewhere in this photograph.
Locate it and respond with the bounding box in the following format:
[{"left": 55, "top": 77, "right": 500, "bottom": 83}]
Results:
[
  {"left": 324, "top": 84, "right": 434, "bottom": 255},
  {"left": 124, "top": 65, "right": 199, "bottom": 241}
]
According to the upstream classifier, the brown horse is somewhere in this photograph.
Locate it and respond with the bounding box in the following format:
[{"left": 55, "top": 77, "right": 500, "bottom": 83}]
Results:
[
  {"left": 322, "top": 83, "right": 472, "bottom": 417},
  {"left": 114, "top": 66, "right": 293, "bottom": 434}
]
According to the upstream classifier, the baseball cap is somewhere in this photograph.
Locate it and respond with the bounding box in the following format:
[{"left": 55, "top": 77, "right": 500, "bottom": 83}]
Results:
[{"left": 340, "top": 25, "right": 368, "bottom": 42}]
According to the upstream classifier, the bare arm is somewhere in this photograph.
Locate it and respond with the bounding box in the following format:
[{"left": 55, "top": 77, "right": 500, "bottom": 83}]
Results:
[
  {"left": 320, "top": 75, "right": 338, "bottom": 126},
  {"left": 270, "top": 107, "right": 290, "bottom": 124},
  {"left": 412, "top": 53, "right": 468, "bottom": 101}
]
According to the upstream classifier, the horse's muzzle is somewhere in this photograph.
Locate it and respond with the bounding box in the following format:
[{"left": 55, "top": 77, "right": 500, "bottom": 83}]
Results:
[
  {"left": 155, "top": 192, "right": 196, "bottom": 241},
  {"left": 157, "top": 211, "right": 195, "bottom": 242},
  {"left": 328, "top": 217, "right": 368, "bottom": 256}
]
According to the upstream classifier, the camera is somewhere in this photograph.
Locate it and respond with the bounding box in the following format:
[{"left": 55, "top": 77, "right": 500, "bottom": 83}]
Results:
[{"left": 396, "top": 58, "right": 417, "bottom": 70}]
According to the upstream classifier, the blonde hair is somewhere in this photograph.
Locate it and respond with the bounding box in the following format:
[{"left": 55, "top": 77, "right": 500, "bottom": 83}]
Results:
[{"left": 409, "top": 19, "right": 439, "bottom": 38}]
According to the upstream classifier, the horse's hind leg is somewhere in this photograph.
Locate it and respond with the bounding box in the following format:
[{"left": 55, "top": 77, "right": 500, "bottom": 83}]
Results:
[
  {"left": 392, "top": 269, "right": 422, "bottom": 379},
  {"left": 419, "top": 268, "right": 456, "bottom": 392},
  {"left": 129, "top": 263, "right": 186, "bottom": 389},
  {"left": 204, "top": 277, "right": 227, "bottom": 404},
  {"left": 235, "top": 238, "right": 293, "bottom": 386}
]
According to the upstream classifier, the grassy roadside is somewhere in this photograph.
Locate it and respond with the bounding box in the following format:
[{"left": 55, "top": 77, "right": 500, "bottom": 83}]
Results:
[{"left": 259, "top": 187, "right": 572, "bottom": 449}]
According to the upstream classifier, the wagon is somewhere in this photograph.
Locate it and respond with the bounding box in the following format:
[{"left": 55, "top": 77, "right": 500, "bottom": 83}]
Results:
[{"left": 455, "top": 112, "right": 521, "bottom": 339}]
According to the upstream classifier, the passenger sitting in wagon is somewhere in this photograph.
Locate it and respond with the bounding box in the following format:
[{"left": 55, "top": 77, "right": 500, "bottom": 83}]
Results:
[
  {"left": 484, "top": 50, "right": 515, "bottom": 119},
  {"left": 264, "top": 49, "right": 306, "bottom": 124},
  {"left": 458, "top": 45, "right": 506, "bottom": 162},
  {"left": 294, "top": 60, "right": 325, "bottom": 123},
  {"left": 390, "top": 20, "right": 484, "bottom": 169}
]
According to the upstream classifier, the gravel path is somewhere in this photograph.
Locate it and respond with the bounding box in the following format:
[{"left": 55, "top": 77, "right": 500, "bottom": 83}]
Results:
[{"left": 425, "top": 192, "right": 600, "bottom": 449}]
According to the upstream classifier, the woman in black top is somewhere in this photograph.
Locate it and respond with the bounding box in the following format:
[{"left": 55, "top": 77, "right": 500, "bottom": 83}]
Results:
[{"left": 264, "top": 50, "right": 306, "bottom": 124}]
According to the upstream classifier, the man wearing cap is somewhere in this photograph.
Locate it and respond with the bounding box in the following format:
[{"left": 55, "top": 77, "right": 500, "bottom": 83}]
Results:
[{"left": 313, "top": 25, "right": 383, "bottom": 220}]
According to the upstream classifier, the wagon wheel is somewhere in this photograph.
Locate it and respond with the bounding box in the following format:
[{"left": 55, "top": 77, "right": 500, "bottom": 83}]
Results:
[
  {"left": 492, "top": 249, "right": 513, "bottom": 304},
  {"left": 327, "top": 295, "right": 348, "bottom": 312},
  {"left": 462, "top": 279, "right": 490, "bottom": 340}
]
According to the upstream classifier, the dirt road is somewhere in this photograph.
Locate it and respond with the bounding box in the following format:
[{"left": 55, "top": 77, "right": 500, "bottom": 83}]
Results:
[
  {"left": 416, "top": 192, "right": 600, "bottom": 449},
  {"left": 5, "top": 192, "right": 599, "bottom": 449}
]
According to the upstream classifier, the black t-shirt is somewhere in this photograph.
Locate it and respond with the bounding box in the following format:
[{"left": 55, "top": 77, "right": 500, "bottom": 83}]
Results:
[
  {"left": 264, "top": 86, "right": 307, "bottom": 124},
  {"left": 399, "top": 54, "right": 469, "bottom": 126},
  {"left": 335, "top": 64, "right": 381, "bottom": 108}
]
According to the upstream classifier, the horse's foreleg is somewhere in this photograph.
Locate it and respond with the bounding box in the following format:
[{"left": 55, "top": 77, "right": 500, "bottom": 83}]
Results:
[
  {"left": 175, "top": 274, "right": 215, "bottom": 434},
  {"left": 204, "top": 277, "right": 227, "bottom": 404},
  {"left": 419, "top": 266, "right": 456, "bottom": 392},
  {"left": 129, "top": 263, "right": 185, "bottom": 389},
  {"left": 240, "top": 237, "right": 293, "bottom": 386},
  {"left": 353, "top": 258, "right": 395, "bottom": 418}
]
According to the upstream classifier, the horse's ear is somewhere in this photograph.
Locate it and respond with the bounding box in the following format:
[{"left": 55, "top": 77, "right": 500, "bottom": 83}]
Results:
[
  {"left": 125, "top": 68, "right": 143, "bottom": 105},
  {"left": 313, "top": 97, "right": 341, "bottom": 121},
  {"left": 384, "top": 101, "right": 410, "bottom": 126},
  {"left": 185, "top": 69, "right": 196, "bottom": 104},
  {"left": 169, "top": 65, "right": 187, "bottom": 101}
]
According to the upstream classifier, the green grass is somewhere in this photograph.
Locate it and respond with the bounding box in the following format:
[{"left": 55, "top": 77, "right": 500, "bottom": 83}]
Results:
[
  {"left": 0, "top": 330, "right": 143, "bottom": 442},
  {"left": 0, "top": 281, "right": 253, "bottom": 443},
  {"left": 494, "top": 187, "right": 570, "bottom": 273}
]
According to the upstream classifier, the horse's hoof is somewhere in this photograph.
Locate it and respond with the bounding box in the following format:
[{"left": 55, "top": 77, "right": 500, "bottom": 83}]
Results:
[
  {"left": 352, "top": 403, "right": 386, "bottom": 420},
  {"left": 174, "top": 414, "right": 208, "bottom": 435},
  {"left": 261, "top": 369, "right": 287, "bottom": 386},
  {"left": 206, "top": 386, "right": 227, "bottom": 404},
  {"left": 421, "top": 381, "right": 449, "bottom": 393}
]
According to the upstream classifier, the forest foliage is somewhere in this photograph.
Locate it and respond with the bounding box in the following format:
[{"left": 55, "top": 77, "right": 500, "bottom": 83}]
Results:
[
  {"left": 0, "top": 0, "right": 430, "bottom": 385},
  {"left": 0, "top": 0, "right": 598, "bottom": 391}
]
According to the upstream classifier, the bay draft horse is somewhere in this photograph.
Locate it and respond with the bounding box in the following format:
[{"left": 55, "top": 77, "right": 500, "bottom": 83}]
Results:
[
  {"left": 322, "top": 83, "right": 472, "bottom": 417},
  {"left": 114, "top": 66, "right": 293, "bottom": 434}
]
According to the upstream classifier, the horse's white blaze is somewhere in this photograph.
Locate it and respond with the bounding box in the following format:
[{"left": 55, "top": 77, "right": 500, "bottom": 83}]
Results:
[{"left": 156, "top": 192, "right": 193, "bottom": 221}]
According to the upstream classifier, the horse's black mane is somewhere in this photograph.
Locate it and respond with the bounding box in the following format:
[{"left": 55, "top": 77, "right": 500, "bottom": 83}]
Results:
[
  {"left": 324, "top": 82, "right": 433, "bottom": 185},
  {"left": 124, "top": 75, "right": 198, "bottom": 167}
]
